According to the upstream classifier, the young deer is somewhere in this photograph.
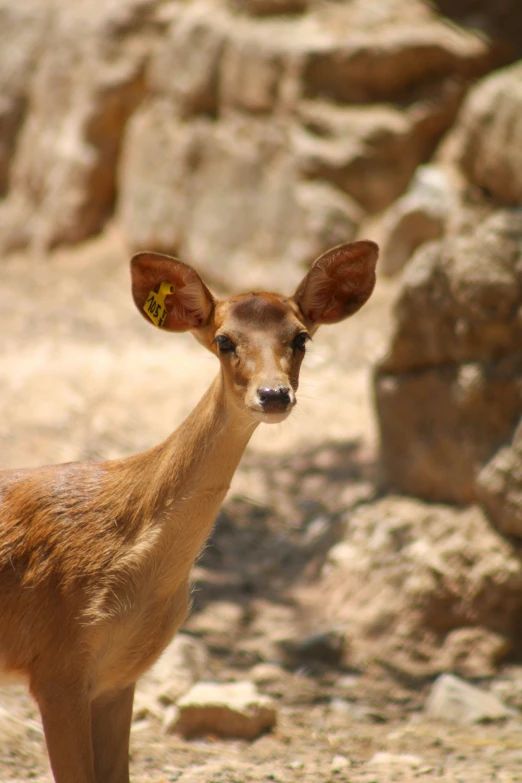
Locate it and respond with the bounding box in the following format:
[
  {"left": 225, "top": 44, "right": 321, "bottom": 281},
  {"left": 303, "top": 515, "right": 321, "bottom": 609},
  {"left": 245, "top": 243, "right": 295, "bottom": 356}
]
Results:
[{"left": 0, "top": 240, "right": 378, "bottom": 783}]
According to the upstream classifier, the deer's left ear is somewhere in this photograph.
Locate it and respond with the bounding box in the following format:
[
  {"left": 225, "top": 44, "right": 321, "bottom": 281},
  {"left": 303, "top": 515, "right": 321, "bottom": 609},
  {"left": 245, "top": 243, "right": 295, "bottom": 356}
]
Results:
[{"left": 293, "top": 241, "right": 378, "bottom": 329}]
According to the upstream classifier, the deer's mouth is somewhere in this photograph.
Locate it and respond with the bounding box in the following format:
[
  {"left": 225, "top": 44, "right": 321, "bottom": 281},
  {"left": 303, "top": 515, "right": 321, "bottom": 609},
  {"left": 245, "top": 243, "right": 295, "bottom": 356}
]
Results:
[{"left": 250, "top": 408, "right": 293, "bottom": 424}]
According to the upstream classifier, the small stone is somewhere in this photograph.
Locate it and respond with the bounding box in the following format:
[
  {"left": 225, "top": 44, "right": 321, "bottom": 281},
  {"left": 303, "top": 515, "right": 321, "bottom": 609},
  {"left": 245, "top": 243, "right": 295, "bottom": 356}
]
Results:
[
  {"left": 132, "top": 691, "right": 163, "bottom": 722},
  {"left": 162, "top": 705, "right": 180, "bottom": 734},
  {"left": 136, "top": 633, "right": 208, "bottom": 710},
  {"left": 425, "top": 673, "right": 513, "bottom": 725},
  {"left": 329, "top": 698, "right": 387, "bottom": 724},
  {"left": 168, "top": 681, "right": 277, "bottom": 740},
  {"left": 368, "top": 752, "right": 424, "bottom": 769},
  {"left": 331, "top": 754, "right": 351, "bottom": 772}
]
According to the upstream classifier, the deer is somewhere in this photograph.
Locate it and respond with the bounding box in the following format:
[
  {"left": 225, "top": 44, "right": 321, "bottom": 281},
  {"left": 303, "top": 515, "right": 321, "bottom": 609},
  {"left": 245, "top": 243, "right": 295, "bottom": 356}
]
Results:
[{"left": 0, "top": 240, "right": 378, "bottom": 783}]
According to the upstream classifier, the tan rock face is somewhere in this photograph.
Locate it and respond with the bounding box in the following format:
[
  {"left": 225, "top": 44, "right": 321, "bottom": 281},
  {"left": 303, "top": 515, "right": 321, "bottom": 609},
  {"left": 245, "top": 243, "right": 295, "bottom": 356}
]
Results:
[
  {"left": 0, "top": 0, "right": 497, "bottom": 273},
  {"left": 374, "top": 210, "right": 522, "bottom": 504}
]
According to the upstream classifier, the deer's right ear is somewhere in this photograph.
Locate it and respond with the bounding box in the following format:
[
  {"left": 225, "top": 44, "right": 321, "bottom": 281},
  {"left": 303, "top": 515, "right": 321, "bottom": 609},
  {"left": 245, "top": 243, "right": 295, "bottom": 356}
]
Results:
[{"left": 131, "top": 252, "right": 215, "bottom": 332}]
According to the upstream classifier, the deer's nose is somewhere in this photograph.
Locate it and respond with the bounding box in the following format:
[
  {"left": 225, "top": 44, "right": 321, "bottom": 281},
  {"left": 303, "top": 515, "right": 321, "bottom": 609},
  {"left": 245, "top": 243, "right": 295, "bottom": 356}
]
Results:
[{"left": 257, "top": 386, "right": 292, "bottom": 410}]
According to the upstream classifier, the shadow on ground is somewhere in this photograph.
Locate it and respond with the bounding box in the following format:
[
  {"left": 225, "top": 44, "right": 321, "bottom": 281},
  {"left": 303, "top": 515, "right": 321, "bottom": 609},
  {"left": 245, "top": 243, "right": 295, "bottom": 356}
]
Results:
[{"left": 190, "top": 438, "right": 379, "bottom": 612}]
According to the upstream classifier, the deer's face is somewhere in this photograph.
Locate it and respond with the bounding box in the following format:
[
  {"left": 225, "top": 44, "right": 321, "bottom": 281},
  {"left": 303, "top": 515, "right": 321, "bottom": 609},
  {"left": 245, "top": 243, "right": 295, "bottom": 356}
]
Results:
[
  {"left": 130, "top": 241, "right": 378, "bottom": 426},
  {"left": 210, "top": 293, "right": 310, "bottom": 423}
]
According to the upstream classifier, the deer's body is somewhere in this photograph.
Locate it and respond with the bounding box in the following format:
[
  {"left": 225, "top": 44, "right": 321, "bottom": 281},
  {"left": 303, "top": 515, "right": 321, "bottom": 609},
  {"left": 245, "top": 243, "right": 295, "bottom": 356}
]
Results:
[{"left": 0, "top": 241, "right": 378, "bottom": 782}]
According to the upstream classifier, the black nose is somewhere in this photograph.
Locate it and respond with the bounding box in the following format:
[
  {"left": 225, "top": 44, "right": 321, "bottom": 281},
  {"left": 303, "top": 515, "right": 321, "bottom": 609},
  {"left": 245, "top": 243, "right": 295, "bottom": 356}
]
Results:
[{"left": 258, "top": 386, "right": 291, "bottom": 409}]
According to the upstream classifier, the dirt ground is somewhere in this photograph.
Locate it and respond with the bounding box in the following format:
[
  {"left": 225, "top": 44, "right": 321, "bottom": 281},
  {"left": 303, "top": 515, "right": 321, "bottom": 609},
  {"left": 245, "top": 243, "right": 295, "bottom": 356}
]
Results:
[{"left": 1, "top": 229, "right": 522, "bottom": 782}]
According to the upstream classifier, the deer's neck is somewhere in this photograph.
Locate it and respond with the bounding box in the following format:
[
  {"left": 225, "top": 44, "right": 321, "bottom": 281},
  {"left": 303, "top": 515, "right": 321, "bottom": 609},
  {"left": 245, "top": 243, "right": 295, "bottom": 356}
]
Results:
[{"left": 120, "top": 371, "right": 257, "bottom": 549}]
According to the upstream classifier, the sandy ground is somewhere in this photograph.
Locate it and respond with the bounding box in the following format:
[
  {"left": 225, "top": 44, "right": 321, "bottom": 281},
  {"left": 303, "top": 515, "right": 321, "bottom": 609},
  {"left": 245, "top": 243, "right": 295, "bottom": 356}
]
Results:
[{"left": 1, "top": 229, "right": 522, "bottom": 782}]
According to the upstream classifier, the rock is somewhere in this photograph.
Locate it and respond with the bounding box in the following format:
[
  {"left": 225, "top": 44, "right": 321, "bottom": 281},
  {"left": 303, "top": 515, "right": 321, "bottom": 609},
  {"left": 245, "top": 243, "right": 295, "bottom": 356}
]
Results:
[
  {"left": 379, "top": 165, "right": 455, "bottom": 276},
  {"left": 230, "top": 0, "right": 307, "bottom": 16},
  {"left": 0, "top": 0, "right": 50, "bottom": 196},
  {"left": 0, "top": 0, "right": 498, "bottom": 259},
  {"left": 168, "top": 681, "right": 277, "bottom": 740},
  {"left": 441, "top": 62, "right": 522, "bottom": 206},
  {"left": 119, "top": 110, "right": 360, "bottom": 291},
  {"left": 278, "top": 629, "right": 346, "bottom": 668},
  {"left": 374, "top": 209, "right": 522, "bottom": 504},
  {"left": 249, "top": 662, "right": 287, "bottom": 687},
  {"left": 329, "top": 699, "right": 387, "bottom": 724},
  {"left": 311, "top": 496, "right": 522, "bottom": 675},
  {"left": 425, "top": 673, "right": 513, "bottom": 724},
  {"left": 134, "top": 633, "right": 209, "bottom": 717},
  {"left": 294, "top": 99, "right": 464, "bottom": 213},
  {"left": 132, "top": 691, "right": 163, "bottom": 722},
  {"left": 182, "top": 601, "right": 245, "bottom": 650},
  {"left": 437, "top": 628, "right": 511, "bottom": 678},
  {"left": 301, "top": 22, "right": 492, "bottom": 104},
  {"left": 368, "top": 752, "right": 424, "bottom": 769},
  {"left": 0, "top": 0, "right": 157, "bottom": 253},
  {"left": 331, "top": 754, "right": 351, "bottom": 772},
  {"left": 148, "top": 4, "right": 227, "bottom": 117},
  {"left": 476, "top": 418, "right": 522, "bottom": 538},
  {"left": 116, "top": 0, "right": 496, "bottom": 276}
]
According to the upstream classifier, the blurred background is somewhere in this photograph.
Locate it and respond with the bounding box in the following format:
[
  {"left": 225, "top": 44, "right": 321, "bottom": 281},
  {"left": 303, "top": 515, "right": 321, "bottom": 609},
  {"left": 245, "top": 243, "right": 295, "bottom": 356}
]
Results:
[{"left": 1, "top": 0, "right": 522, "bottom": 780}]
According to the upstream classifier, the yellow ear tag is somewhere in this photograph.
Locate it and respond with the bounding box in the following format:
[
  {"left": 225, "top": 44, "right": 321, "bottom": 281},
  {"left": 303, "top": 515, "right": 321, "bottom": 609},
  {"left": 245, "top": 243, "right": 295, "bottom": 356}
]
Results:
[{"left": 143, "top": 282, "right": 175, "bottom": 327}]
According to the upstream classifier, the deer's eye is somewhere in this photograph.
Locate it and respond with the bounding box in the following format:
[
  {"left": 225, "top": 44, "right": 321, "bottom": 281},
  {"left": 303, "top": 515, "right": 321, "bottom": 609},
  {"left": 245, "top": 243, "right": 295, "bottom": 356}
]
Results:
[
  {"left": 292, "top": 332, "right": 310, "bottom": 352},
  {"left": 215, "top": 335, "right": 236, "bottom": 353}
]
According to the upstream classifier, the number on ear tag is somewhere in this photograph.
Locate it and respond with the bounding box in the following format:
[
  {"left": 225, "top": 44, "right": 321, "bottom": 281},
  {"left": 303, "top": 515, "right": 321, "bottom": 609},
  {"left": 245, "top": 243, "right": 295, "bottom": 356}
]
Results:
[{"left": 143, "top": 282, "right": 175, "bottom": 327}]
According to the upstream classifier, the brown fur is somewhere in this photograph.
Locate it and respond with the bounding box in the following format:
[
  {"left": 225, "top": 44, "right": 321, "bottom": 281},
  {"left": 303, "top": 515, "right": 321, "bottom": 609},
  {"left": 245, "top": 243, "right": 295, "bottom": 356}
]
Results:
[{"left": 0, "top": 241, "right": 377, "bottom": 783}]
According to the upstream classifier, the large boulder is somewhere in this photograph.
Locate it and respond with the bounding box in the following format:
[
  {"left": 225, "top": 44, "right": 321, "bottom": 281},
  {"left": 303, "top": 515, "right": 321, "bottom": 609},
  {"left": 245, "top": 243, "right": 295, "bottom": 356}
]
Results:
[
  {"left": 441, "top": 62, "right": 522, "bottom": 207},
  {"left": 310, "top": 496, "right": 522, "bottom": 676},
  {"left": 374, "top": 209, "right": 522, "bottom": 504}
]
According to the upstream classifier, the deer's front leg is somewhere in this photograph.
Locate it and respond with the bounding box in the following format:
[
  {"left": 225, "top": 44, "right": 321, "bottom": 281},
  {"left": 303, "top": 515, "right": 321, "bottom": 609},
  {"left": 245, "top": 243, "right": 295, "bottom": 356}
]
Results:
[
  {"left": 33, "top": 679, "right": 95, "bottom": 783},
  {"left": 91, "top": 684, "right": 135, "bottom": 783}
]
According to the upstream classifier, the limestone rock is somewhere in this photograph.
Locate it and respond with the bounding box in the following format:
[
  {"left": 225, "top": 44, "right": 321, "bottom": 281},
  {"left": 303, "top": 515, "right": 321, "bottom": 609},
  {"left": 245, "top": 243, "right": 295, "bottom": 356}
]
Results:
[
  {"left": 426, "top": 673, "right": 513, "bottom": 724},
  {"left": 148, "top": 3, "right": 227, "bottom": 117},
  {"left": 476, "top": 419, "right": 522, "bottom": 538},
  {"left": 379, "top": 165, "right": 455, "bottom": 276},
  {"left": 119, "top": 110, "right": 360, "bottom": 291},
  {"left": 169, "top": 681, "right": 277, "bottom": 740},
  {"left": 0, "top": 0, "right": 498, "bottom": 259},
  {"left": 0, "top": 0, "right": 157, "bottom": 252},
  {"left": 442, "top": 62, "right": 522, "bottom": 206},
  {"left": 134, "top": 633, "right": 209, "bottom": 719},
  {"left": 375, "top": 209, "right": 522, "bottom": 504},
  {"left": 0, "top": 0, "right": 50, "bottom": 195},
  {"left": 368, "top": 752, "right": 424, "bottom": 769},
  {"left": 294, "top": 97, "right": 464, "bottom": 214},
  {"left": 301, "top": 23, "right": 492, "bottom": 104},
  {"left": 312, "top": 496, "right": 522, "bottom": 675},
  {"left": 437, "top": 628, "right": 511, "bottom": 678}
]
